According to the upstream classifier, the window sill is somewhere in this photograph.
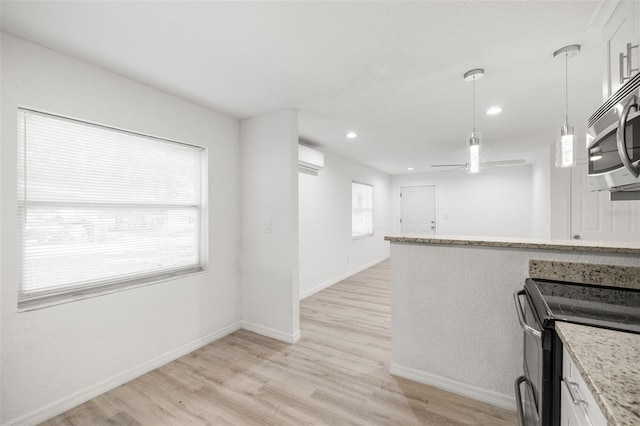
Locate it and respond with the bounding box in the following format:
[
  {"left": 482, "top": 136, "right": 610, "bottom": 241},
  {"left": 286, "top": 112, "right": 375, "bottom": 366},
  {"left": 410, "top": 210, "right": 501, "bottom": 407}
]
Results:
[
  {"left": 352, "top": 233, "right": 374, "bottom": 240},
  {"left": 18, "top": 267, "right": 206, "bottom": 312}
]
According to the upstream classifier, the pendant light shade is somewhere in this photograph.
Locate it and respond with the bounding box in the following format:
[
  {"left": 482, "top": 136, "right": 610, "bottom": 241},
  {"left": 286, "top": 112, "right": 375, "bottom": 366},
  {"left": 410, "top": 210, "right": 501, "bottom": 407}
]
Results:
[
  {"left": 554, "top": 45, "right": 580, "bottom": 168},
  {"left": 464, "top": 68, "right": 484, "bottom": 174},
  {"left": 468, "top": 132, "right": 481, "bottom": 174},
  {"left": 558, "top": 123, "right": 575, "bottom": 168}
]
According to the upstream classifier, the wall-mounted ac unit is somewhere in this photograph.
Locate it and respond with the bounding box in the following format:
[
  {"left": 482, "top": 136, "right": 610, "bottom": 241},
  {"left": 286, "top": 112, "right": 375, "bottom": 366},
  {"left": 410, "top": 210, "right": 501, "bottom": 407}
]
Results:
[{"left": 298, "top": 144, "right": 324, "bottom": 175}]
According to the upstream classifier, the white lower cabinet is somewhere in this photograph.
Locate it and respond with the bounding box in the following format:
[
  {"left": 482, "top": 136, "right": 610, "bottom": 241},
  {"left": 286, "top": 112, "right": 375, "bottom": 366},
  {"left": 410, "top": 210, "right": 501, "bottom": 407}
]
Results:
[{"left": 561, "top": 347, "right": 608, "bottom": 426}]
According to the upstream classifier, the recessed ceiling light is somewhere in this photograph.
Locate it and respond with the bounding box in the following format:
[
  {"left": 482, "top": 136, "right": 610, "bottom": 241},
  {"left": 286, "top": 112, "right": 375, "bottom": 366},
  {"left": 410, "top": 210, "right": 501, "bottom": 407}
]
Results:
[
  {"left": 346, "top": 132, "right": 358, "bottom": 139},
  {"left": 486, "top": 106, "right": 503, "bottom": 115},
  {"left": 407, "top": 167, "right": 414, "bottom": 171}
]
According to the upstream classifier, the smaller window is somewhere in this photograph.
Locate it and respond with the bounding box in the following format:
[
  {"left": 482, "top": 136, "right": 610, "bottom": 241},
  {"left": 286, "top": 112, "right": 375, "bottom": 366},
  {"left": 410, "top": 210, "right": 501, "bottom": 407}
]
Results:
[{"left": 352, "top": 182, "right": 374, "bottom": 238}]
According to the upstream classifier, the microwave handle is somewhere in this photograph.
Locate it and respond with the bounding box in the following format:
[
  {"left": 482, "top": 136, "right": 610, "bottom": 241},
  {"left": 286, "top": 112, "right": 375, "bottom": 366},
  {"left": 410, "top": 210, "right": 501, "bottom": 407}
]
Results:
[{"left": 617, "top": 94, "right": 639, "bottom": 178}]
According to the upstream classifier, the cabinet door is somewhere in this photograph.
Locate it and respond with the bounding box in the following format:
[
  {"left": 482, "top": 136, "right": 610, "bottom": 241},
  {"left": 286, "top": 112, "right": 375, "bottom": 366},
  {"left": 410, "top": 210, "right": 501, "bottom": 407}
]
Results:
[
  {"left": 560, "top": 380, "right": 582, "bottom": 426},
  {"left": 562, "top": 347, "right": 608, "bottom": 425},
  {"left": 602, "top": 0, "right": 639, "bottom": 99},
  {"left": 570, "top": 164, "right": 640, "bottom": 242},
  {"left": 561, "top": 380, "right": 598, "bottom": 426}
]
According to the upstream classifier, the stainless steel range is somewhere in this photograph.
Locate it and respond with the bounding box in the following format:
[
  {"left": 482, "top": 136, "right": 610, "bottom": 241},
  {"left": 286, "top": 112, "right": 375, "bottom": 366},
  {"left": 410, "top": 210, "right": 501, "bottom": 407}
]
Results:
[{"left": 513, "top": 278, "right": 640, "bottom": 426}]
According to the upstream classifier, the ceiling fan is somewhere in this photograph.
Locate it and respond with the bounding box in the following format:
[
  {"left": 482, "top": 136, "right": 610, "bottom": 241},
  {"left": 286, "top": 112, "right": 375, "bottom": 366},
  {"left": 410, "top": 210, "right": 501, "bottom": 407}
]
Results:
[
  {"left": 431, "top": 68, "right": 525, "bottom": 172},
  {"left": 430, "top": 158, "right": 526, "bottom": 170}
]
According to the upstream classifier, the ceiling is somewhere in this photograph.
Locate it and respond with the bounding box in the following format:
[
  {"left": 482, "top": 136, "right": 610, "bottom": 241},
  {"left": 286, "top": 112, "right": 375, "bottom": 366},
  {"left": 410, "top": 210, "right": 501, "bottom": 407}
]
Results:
[{"left": 0, "top": 1, "right": 610, "bottom": 175}]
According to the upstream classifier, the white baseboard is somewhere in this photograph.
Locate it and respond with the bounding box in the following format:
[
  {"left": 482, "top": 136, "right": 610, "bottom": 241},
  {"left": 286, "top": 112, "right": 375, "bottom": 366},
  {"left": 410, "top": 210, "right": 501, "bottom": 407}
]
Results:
[
  {"left": 241, "top": 320, "right": 301, "bottom": 344},
  {"left": 299, "top": 275, "right": 345, "bottom": 300},
  {"left": 390, "top": 363, "right": 516, "bottom": 412},
  {"left": 6, "top": 321, "right": 242, "bottom": 426},
  {"left": 292, "top": 329, "right": 302, "bottom": 344},
  {"left": 299, "top": 255, "right": 390, "bottom": 300}
]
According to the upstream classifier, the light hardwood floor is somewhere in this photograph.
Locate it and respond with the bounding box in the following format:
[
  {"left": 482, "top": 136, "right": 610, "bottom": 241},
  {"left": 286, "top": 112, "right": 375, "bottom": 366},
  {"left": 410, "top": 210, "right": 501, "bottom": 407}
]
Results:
[{"left": 43, "top": 260, "right": 517, "bottom": 425}]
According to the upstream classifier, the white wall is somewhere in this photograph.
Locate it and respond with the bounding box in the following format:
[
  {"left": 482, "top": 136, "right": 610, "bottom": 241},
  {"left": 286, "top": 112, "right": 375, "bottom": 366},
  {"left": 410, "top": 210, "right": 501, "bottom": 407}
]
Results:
[
  {"left": 1, "top": 34, "right": 241, "bottom": 425},
  {"left": 240, "top": 110, "right": 300, "bottom": 343},
  {"left": 531, "top": 145, "right": 552, "bottom": 239},
  {"left": 298, "top": 152, "right": 391, "bottom": 298},
  {"left": 390, "top": 166, "right": 533, "bottom": 238}
]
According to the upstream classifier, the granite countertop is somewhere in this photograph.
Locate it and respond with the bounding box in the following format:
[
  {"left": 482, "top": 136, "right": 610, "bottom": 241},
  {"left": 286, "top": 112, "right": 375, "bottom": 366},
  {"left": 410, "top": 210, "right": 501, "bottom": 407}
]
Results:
[
  {"left": 384, "top": 235, "right": 640, "bottom": 254},
  {"left": 529, "top": 260, "right": 640, "bottom": 290},
  {"left": 555, "top": 322, "right": 640, "bottom": 426}
]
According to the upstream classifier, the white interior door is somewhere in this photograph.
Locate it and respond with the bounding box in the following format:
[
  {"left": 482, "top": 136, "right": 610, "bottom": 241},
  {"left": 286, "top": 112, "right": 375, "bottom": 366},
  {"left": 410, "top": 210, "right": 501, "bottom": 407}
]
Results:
[
  {"left": 571, "top": 164, "right": 640, "bottom": 242},
  {"left": 400, "top": 185, "right": 436, "bottom": 236}
]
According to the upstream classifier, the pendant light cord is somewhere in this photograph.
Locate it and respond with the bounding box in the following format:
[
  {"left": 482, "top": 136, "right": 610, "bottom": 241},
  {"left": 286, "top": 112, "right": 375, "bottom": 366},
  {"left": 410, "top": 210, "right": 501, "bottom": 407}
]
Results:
[
  {"left": 472, "top": 76, "right": 476, "bottom": 134},
  {"left": 565, "top": 52, "right": 569, "bottom": 126}
]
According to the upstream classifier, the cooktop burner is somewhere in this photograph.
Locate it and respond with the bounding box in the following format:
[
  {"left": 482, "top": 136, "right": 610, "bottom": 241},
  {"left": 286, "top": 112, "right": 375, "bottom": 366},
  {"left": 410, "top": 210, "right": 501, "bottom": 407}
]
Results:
[{"left": 525, "top": 279, "right": 640, "bottom": 334}]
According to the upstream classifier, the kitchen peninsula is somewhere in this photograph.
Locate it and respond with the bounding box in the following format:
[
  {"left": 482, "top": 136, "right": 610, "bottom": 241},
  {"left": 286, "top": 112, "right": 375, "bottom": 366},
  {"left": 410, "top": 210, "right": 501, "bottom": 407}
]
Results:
[{"left": 384, "top": 235, "right": 640, "bottom": 414}]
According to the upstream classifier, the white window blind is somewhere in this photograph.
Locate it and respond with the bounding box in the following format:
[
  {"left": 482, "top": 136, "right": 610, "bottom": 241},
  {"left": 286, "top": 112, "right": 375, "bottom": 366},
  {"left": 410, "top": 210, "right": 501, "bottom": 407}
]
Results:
[
  {"left": 352, "top": 182, "right": 374, "bottom": 238},
  {"left": 17, "top": 109, "right": 206, "bottom": 309}
]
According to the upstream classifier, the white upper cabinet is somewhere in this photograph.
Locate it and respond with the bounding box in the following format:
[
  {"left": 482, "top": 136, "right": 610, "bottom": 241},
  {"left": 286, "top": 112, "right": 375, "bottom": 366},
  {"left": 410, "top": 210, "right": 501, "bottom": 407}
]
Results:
[{"left": 602, "top": 0, "right": 640, "bottom": 100}]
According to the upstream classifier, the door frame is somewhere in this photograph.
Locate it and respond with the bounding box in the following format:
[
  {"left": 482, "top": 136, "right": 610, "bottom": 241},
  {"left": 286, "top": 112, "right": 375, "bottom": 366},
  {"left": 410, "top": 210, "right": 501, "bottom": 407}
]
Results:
[{"left": 399, "top": 184, "right": 438, "bottom": 235}]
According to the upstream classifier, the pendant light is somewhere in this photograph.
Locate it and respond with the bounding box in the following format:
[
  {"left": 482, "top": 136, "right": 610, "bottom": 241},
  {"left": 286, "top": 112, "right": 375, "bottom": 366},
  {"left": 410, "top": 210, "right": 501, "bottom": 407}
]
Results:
[
  {"left": 554, "top": 44, "right": 580, "bottom": 168},
  {"left": 464, "top": 68, "right": 484, "bottom": 174}
]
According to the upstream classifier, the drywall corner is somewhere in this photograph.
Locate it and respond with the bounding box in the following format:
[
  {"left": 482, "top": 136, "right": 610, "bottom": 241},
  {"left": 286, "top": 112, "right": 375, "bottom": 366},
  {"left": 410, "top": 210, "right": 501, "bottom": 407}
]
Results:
[{"left": 240, "top": 109, "right": 300, "bottom": 342}]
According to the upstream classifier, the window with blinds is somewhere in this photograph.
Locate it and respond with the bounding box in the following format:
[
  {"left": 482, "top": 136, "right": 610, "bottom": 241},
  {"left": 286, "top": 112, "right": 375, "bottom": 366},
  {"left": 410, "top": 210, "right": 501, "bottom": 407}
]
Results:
[
  {"left": 17, "top": 109, "right": 207, "bottom": 309},
  {"left": 352, "top": 181, "right": 374, "bottom": 238}
]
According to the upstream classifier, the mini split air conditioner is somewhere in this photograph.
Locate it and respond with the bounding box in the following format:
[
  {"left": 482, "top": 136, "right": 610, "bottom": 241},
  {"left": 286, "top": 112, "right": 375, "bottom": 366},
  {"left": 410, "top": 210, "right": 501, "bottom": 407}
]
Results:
[{"left": 298, "top": 144, "right": 324, "bottom": 175}]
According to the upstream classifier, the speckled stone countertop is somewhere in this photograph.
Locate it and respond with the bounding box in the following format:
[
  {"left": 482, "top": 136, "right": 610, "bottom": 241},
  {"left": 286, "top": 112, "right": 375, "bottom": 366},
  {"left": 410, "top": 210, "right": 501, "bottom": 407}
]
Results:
[
  {"left": 529, "top": 260, "right": 640, "bottom": 289},
  {"left": 556, "top": 322, "right": 640, "bottom": 426},
  {"left": 384, "top": 235, "right": 640, "bottom": 254}
]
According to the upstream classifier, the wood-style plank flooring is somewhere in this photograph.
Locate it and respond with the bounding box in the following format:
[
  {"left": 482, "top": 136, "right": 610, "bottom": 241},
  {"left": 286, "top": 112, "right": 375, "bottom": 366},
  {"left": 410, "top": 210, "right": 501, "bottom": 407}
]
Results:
[{"left": 43, "top": 261, "right": 517, "bottom": 425}]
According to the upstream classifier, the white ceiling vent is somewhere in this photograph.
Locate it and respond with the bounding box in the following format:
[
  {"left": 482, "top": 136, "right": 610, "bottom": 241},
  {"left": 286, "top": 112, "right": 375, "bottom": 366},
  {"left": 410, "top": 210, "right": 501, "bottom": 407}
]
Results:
[{"left": 298, "top": 144, "right": 324, "bottom": 175}]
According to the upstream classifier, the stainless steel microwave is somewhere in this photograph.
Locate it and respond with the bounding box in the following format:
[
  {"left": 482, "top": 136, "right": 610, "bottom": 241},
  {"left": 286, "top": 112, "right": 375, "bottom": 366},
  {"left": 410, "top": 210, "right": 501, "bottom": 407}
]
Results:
[{"left": 587, "top": 72, "right": 640, "bottom": 193}]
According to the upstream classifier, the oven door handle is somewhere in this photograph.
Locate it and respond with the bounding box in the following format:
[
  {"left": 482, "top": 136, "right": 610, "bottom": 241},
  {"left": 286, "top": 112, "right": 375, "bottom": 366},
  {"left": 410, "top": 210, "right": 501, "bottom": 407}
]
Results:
[
  {"left": 616, "top": 94, "right": 639, "bottom": 178},
  {"left": 515, "top": 375, "right": 540, "bottom": 425},
  {"left": 513, "top": 290, "right": 542, "bottom": 339},
  {"left": 514, "top": 376, "right": 526, "bottom": 426}
]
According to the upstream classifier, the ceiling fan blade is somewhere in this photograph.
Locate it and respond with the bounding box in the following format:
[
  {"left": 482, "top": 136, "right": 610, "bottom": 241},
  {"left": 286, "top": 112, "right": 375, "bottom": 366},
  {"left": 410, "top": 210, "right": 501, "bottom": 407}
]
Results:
[
  {"left": 430, "top": 164, "right": 467, "bottom": 168},
  {"left": 482, "top": 159, "right": 526, "bottom": 166}
]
